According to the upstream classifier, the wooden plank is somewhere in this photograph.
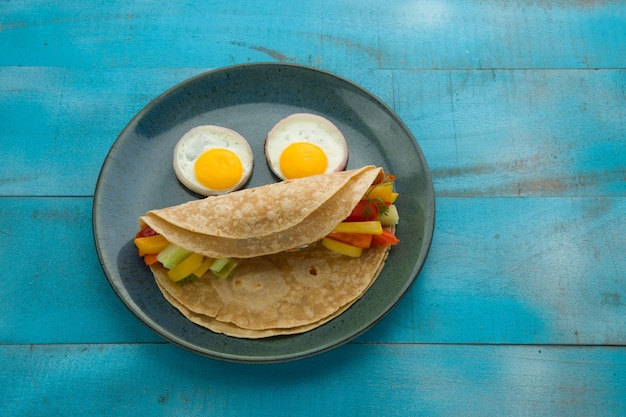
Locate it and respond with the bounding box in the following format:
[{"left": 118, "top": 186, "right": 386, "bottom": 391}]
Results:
[
  {"left": 2, "top": 196, "right": 624, "bottom": 345},
  {"left": 0, "top": 66, "right": 207, "bottom": 197},
  {"left": 1, "top": 1, "right": 624, "bottom": 70},
  {"left": 2, "top": 343, "right": 625, "bottom": 416},
  {"left": 0, "top": 197, "right": 161, "bottom": 344},
  {"left": 1, "top": 66, "right": 623, "bottom": 197},
  {"left": 374, "top": 0, "right": 626, "bottom": 70},
  {"left": 359, "top": 196, "right": 626, "bottom": 345},
  {"left": 394, "top": 69, "right": 626, "bottom": 197}
]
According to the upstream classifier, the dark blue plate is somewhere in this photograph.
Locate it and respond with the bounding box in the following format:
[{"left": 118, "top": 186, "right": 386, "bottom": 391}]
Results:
[{"left": 93, "top": 63, "right": 434, "bottom": 363}]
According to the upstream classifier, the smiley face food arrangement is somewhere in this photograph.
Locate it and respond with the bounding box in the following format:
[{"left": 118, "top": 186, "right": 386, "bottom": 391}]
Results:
[{"left": 134, "top": 114, "right": 400, "bottom": 338}]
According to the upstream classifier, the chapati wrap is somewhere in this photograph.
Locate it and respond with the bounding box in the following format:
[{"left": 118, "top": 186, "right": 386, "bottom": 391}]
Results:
[
  {"left": 138, "top": 165, "right": 397, "bottom": 338},
  {"left": 140, "top": 165, "right": 380, "bottom": 258}
]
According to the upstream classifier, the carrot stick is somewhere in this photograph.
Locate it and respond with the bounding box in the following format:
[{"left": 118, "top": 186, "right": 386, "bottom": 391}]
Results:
[{"left": 143, "top": 253, "right": 159, "bottom": 265}]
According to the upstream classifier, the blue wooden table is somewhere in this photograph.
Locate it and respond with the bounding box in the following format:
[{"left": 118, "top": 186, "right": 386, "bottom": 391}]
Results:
[{"left": 2, "top": 1, "right": 625, "bottom": 415}]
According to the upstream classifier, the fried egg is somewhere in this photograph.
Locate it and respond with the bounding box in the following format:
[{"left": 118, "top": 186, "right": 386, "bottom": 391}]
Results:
[
  {"left": 265, "top": 113, "right": 348, "bottom": 180},
  {"left": 173, "top": 125, "right": 253, "bottom": 196}
]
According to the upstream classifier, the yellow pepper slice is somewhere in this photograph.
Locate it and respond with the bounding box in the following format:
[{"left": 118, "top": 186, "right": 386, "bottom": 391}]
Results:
[
  {"left": 365, "top": 182, "right": 398, "bottom": 205},
  {"left": 332, "top": 221, "right": 383, "bottom": 235},
  {"left": 167, "top": 252, "right": 204, "bottom": 282},
  {"left": 134, "top": 235, "right": 169, "bottom": 255},
  {"left": 367, "top": 182, "right": 394, "bottom": 202},
  {"left": 321, "top": 237, "right": 363, "bottom": 258},
  {"left": 192, "top": 257, "right": 215, "bottom": 278}
]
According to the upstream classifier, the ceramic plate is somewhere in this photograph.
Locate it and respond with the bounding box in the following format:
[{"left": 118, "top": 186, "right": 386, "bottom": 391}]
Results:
[{"left": 93, "top": 63, "right": 435, "bottom": 363}]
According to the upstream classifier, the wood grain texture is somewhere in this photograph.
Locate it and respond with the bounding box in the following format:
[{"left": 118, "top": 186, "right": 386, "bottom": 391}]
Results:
[
  {"left": 0, "top": 66, "right": 206, "bottom": 196},
  {"left": 0, "top": 197, "right": 161, "bottom": 344},
  {"left": 1, "top": 0, "right": 625, "bottom": 415},
  {"left": 1, "top": 1, "right": 624, "bottom": 70},
  {"left": 3, "top": 343, "right": 625, "bottom": 417},
  {"left": 393, "top": 69, "right": 626, "bottom": 197}
]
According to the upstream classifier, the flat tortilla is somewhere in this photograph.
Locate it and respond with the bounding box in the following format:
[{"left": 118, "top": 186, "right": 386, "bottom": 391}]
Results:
[
  {"left": 156, "top": 282, "right": 331, "bottom": 338},
  {"left": 151, "top": 240, "right": 390, "bottom": 334},
  {"left": 154, "top": 241, "right": 390, "bottom": 338}
]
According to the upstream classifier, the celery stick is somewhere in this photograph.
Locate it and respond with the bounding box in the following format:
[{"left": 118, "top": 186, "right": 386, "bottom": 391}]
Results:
[
  {"left": 209, "top": 257, "right": 230, "bottom": 272},
  {"left": 212, "top": 259, "right": 238, "bottom": 279},
  {"left": 157, "top": 244, "right": 191, "bottom": 270}
]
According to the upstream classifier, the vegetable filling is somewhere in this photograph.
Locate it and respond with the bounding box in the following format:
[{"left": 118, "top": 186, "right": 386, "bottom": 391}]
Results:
[{"left": 134, "top": 170, "right": 399, "bottom": 281}]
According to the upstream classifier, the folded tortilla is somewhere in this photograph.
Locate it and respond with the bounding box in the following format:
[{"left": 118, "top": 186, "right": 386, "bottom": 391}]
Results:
[
  {"left": 140, "top": 165, "right": 395, "bottom": 338},
  {"left": 141, "top": 165, "right": 380, "bottom": 258}
]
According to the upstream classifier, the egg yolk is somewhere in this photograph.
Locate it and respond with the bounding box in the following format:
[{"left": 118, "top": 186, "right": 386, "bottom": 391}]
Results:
[
  {"left": 279, "top": 142, "right": 328, "bottom": 179},
  {"left": 194, "top": 148, "right": 243, "bottom": 190}
]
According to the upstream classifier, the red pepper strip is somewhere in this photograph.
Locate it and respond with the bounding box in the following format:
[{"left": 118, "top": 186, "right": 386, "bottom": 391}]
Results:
[
  {"left": 371, "top": 229, "right": 400, "bottom": 247},
  {"left": 345, "top": 200, "right": 390, "bottom": 222},
  {"left": 136, "top": 226, "right": 158, "bottom": 238}
]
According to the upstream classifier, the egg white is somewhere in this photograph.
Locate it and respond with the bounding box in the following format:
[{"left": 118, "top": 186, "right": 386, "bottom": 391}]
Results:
[
  {"left": 264, "top": 113, "right": 349, "bottom": 180},
  {"left": 173, "top": 125, "right": 253, "bottom": 196}
]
